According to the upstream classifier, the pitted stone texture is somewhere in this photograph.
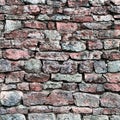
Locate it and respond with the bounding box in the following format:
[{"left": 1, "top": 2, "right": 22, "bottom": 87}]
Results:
[
  {"left": 44, "top": 30, "right": 61, "bottom": 40},
  {"left": 110, "top": 115, "right": 120, "bottom": 120},
  {"left": 5, "top": 20, "right": 22, "bottom": 32},
  {"left": 94, "top": 61, "right": 107, "bottom": 73},
  {"left": 0, "top": 59, "right": 12, "bottom": 73},
  {"left": 46, "top": 90, "right": 73, "bottom": 106},
  {"left": 101, "top": 92, "right": 120, "bottom": 108},
  {"left": 28, "top": 113, "right": 56, "bottom": 120},
  {"left": 83, "top": 115, "right": 109, "bottom": 120},
  {"left": 108, "top": 61, "right": 120, "bottom": 72},
  {"left": 0, "top": 114, "right": 26, "bottom": 120},
  {"left": 73, "top": 93, "right": 99, "bottom": 107},
  {"left": 51, "top": 73, "right": 82, "bottom": 82},
  {"left": 0, "top": 91, "right": 23, "bottom": 106},
  {"left": 61, "top": 41, "right": 86, "bottom": 52},
  {"left": 57, "top": 113, "right": 81, "bottom": 120},
  {"left": 22, "top": 0, "right": 45, "bottom": 4},
  {"left": 24, "top": 59, "right": 42, "bottom": 73},
  {"left": 89, "top": 0, "right": 108, "bottom": 6}
]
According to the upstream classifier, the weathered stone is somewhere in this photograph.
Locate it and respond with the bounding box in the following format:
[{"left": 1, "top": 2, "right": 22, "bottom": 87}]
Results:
[
  {"left": 89, "top": 0, "right": 108, "bottom": 6},
  {"left": 1, "top": 84, "right": 16, "bottom": 91},
  {"left": 5, "top": 20, "right": 22, "bottom": 32},
  {"left": 57, "top": 22, "right": 78, "bottom": 32},
  {"left": 44, "top": 30, "right": 61, "bottom": 40},
  {"left": 103, "top": 73, "right": 120, "bottom": 83},
  {"left": 17, "top": 82, "right": 29, "bottom": 91},
  {"left": 51, "top": 15, "right": 70, "bottom": 21},
  {"left": 85, "top": 73, "right": 107, "bottom": 83},
  {"left": 73, "top": 93, "right": 99, "bottom": 107},
  {"left": 22, "top": 0, "right": 45, "bottom": 4},
  {"left": 70, "top": 51, "right": 102, "bottom": 60},
  {"left": 43, "top": 60, "right": 60, "bottom": 73},
  {"left": 104, "top": 39, "right": 120, "bottom": 49},
  {"left": 46, "top": 90, "right": 74, "bottom": 106},
  {"left": 87, "top": 40, "right": 103, "bottom": 50},
  {"left": 108, "top": 61, "right": 120, "bottom": 72},
  {"left": 28, "top": 31, "right": 44, "bottom": 39},
  {"left": 79, "top": 83, "right": 104, "bottom": 93},
  {"left": 23, "top": 91, "right": 49, "bottom": 106},
  {"left": 36, "top": 52, "right": 69, "bottom": 61},
  {"left": 37, "top": 14, "right": 50, "bottom": 20},
  {"left": 62, "top": 83, "right": 78, "bottom": 91},
  {"left": 0, "top": 91, "right": 23, "bottom": 106},
  {"left": 94, "top": 61, "right": 107, "bottom": 73},
  {"left": 61, "top": 41, "right": 86, "bottom": 52},
  {"left": 79, "top": 61, "right": 93, "bottom": 73},
  {"left": 60, "top": 60, "right": 77, "bottom": 74},
  {"left": 28, "top": 113, "right": 56, "bottom": 120},
  {"left": 51, "top": 73, "right": 82, "bottom": 82},
  {"left": 24, "top": 59, "right": 42, "bottom": 73},
  {"left": 0, "top": 59, "right": 12, "bottom": 73},
  {"left": 83, "top": 115, "right": 109, "bottom": 120},
  {"left": 101, "top": 92, "right": 120, "bottom": 108},
  {"left": 110, "top": 0, "right": 120, "bottom": 5},
  {"left": 30, "top": 83, "right": 42, "bottom": 91},
  {"left": 3, "top": 49, "right": 30, "bottom": 60},
  {"left": 57, "top": 113, "right": 81, "bottom": 120},
  {"left": 0, "top": 114, "right": 26, "bottom": 120},
  {"left": 5, "top": 71, "right": 25, "bottom": 83},
  {"left": 93, "top": 15, "right": 113, "bottom": 21},
  {"left": 110, "top": 115, "right": 120, "bottom": 120},
  {"left": 43, "top": 81, "right": 62, "bottom": 89},
  {"left": 25, "top": 73, "right": 50, "bottom": 82}
]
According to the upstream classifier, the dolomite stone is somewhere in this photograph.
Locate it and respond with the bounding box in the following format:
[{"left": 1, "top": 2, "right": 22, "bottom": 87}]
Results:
[
  {"left": 0, "top": 91, "right": 23, "bottom": 106},
  {"left": 108, "top": 61, "right": 120, "bottom": 72},
  {"left": 5, "top": 20, "right": 22, "bottom": 32},
  {"left": 51, "top": 73, "right": 82, "bottom": 82},
  {"left": 22, "top": 0, "right": 45, "bottom": 4},
  {"left": 83, "top": 115, "right": 109, "bottom": 120}
]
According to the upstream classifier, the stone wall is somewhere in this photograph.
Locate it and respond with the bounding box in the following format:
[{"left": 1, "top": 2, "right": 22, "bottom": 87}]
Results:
[{"left": 0, "top": 0, "right": 120, "bottom": 120}]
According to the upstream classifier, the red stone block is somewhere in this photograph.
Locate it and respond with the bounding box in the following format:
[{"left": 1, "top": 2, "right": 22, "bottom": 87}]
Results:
[{"left": 30, "top": 83, "right": 43, "bottom": 91}]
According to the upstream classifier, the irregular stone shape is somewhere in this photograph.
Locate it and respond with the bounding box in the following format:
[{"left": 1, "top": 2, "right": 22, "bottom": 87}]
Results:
[
  {"left": 79, "top": 61, "right": 93, "bottom": 73},
  {"left": 23, "top": 91, "right": 49, "bottom": 106},
  {"left": 89, "top": 0, "right": 108, "bottom": 6},
  {"left": 46, "top": 90, "right": 74, "bottom": 106},
  {"left": 62, "top": 83, "right": 78, "bottom": 91},
  {"left": 57, "top": 22, "right": 78, "bottom": 32},
  {"left": 28, "top": 113, "right": 56, "bottom": 120},
  {"left": 103, "top": 39, "right": 120, "bottom": 49},
  {"left": 0, "top": 91, "right": 23, "bottom": 106},
  {"left": 57, "top": 113, "right": 81, "bottom": 120},
  {"left": 0, "top": 114, "right": 26, "bottom": 120},
  {"left": 110, "top": 115, "right": 120, "bottom": 120},
  {"left": 25, "top": 73, "right": 50, "bottom": 82},
  {"left": 108, "top": 61, "right": 120, "bottom": 72},
  {"left": 83, "top": 115, "right": 109, "bottom": 120},
  {"left": 0, "top": 59, "right": 12, "bottom": 73},
  {"left": 60, "top": 60, "right": 78, "bottom": 74},
  {"left": 61, "top": 41, "right": 86, "bottom": 52},
  {"left": 36, "top": 52, "right": 69, "bottom": 61},
  {"left": 103, "top": 73, "right": 120, "bottom": 83},
  {"left": 44, "top": 30, "right": 61, "bottom": 40},
  {"left": 24, "top": 59, "right": 42, "bottom": 73},
  {"left": 93, "top": 15, "right": 113, "bottom": 21},
  {"left": 101, "top": 92, "right": 120, "bottom": 108},
  {"left": 51, "top": 15, "right": 70, "bottom": 21},
  {"left": 110, "top": 0, "right": 120, "bottom": 5},
  {"left": 94, "top": 61, "right": 107, "bottom": 73},
  {"left": 73, "top": 93, "right": 99, "bottom": 107},
  {"left": 5, "top": 71, "right": 25, "bottom": 83},
  {"left": 84, "top": 73, "right": 107, "bottom": 83},
  {"left": 43, "top": 81, "right": 62, "bottom": 89},
  {"left": 3, "top": 49, "right": 30, "bottom": 60},
  {"left": 79, "top": 83, "right": 104, "bottom": 93},
  {"left": 22, "top": 0, "right": 45, "bottom": 4},
  {"left": 51, "top": 73, "right": 82, "bottom": 82},
  {"left": 37, "top": 14, "right": 50, "bottom": 20},
  {"left": 5, "top": 20, "right": 22, "bottom": 32},
  {"left": 43, "top": 60, "right": 60, "bottom": 73}
]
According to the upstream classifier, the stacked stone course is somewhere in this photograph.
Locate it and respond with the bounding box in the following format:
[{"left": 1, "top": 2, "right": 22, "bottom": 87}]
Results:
[{"left": 0, "top": 0, "right": 120, "bottom": 119}]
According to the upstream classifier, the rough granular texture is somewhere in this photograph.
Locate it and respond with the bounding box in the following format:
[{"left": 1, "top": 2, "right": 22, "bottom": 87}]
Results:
[{"left": 0, "top": 0, "right": 120, "bottom": 119}]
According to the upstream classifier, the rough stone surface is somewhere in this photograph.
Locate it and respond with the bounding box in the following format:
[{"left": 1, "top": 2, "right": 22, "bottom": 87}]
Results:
[
  {"left": 0, "top": 0, "right": 120, "bottom": 118},
  {"left": 0, "top": 91, "right": 23, "bottom": 106}
]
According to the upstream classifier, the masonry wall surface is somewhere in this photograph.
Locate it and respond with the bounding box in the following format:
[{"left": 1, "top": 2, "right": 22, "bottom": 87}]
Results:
[{"left": 0, "top": 0, "right": 120, "bottom": 120}]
